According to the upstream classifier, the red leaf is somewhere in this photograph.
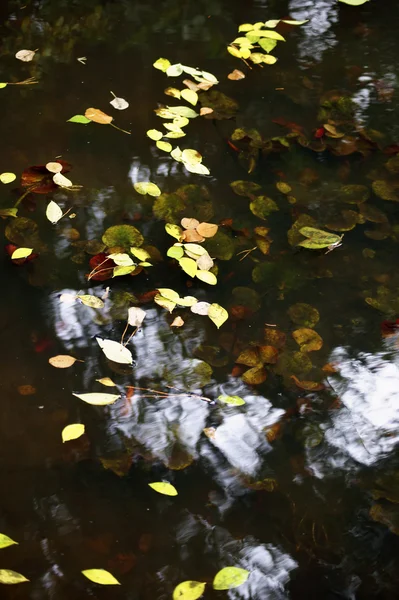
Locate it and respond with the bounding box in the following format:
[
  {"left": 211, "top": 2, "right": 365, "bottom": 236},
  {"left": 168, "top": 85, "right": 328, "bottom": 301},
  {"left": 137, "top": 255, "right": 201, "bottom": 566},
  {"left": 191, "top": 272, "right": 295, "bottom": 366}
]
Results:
[
  {"left": 314, "top": 127, "right": 325, "bottom": 139},
  {"left": 21, "top": 160, "right": 71, "bottom": 194},
  {"left": 87, "top": 252, "right": 115, "bottom": 281}
]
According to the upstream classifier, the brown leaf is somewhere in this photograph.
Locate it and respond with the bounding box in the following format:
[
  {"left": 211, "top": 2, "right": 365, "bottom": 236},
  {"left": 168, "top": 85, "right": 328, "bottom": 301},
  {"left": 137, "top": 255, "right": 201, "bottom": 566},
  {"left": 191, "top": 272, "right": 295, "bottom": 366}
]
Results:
[
  {"left": 48, "top": 355, "right": 80, "bottom": 368},
  {"left": 18, "top": 384, "right": 36, "bottom": 396},
  {"left": 292, "top": 328, "right": 323, "bottom": 352},
  {"left": 291, "top": 375, "right": 325, "bottom": 391},
  {"left": 171, "top": 316, "right": 184, "bottom": 327},
  {"left": 85, "top": 107, "right": 113, "bottom": 125},
  {"left": 200, "top": 107, "right": 214, "bottom": 116},
  {"left": 264, "top": 327, "right": 286, "bottom": 348},
  {"left": 228, "top": 69, "right": 246, "bottom": 81},
  {"left": 258, "top": 345, "right": 279, "bottom": 364},
  {"left": 181, "top": 217, "right": 200, "bottom": 230},
  {"left": 196, "top": 222, "right": 218, "bottom": 238},
  {"left": 236, "top": 348, "right": 262, "bottom": 367},
  {"left": 181, "top": 229, "right": 205, "bottom": 242},
  {"left": 241, "top": 366, "right": 267, "bottom": 385}
]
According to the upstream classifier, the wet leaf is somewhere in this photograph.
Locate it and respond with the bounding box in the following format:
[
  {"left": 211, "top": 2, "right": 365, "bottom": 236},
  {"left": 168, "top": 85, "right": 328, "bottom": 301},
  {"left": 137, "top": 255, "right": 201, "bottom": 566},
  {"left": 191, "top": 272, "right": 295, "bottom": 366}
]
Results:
[
  {"left": 73, "top": 392, "right": 120, "bottom": 406},
  {"left": 259, "top": 345, "right": 279, "bottom": 364},
  {"left": 11, "top": 247, "right": 32, "bottom": 260},
  {"left": 242, "top": 366, "right": 267, "bottom": 384},
  {"left": 0, "top": 172, "right": 16, "bottom": 184},
  {"left": 96, "top": 337, "right": 133, "bottom": 364},
  {"left": 264, "top": 328, "right": 286, "bottom": 348},
  {"left": 113, "top": 265, "right": 136, "bottom": 277},
  {"left": 208, "top": 304, "right": 228, "bottom": 328},
  {"left": 196, "top": 222, "right": 218, "bottom": 238},
  {"left": 0, "top": 569, "right": 29, "bottom": 584},
  {"left": 218, "top": 395, "right": 246, "bottom": 406},
  {"left": 49, "top": 355, "right": 79, "bottom": 368},
  {"left": 196, "top": 270, "right": 217, "bottom": 285},
  {"left": 15, "top": 49, "right": 36, "bottom": 62},
  {"left": 62, "top": 423, "right": 85, "bottom": 443},
  {"left": 249, "top": 53, "right": 277, "bottom": 65},
  {"left": 102, "top": 225, "right": 144, "bottom": 249},
  {"left": 181, "top": 89, "right": 198, "bottom": 106},
  {"left": 153, "top": 58, "right": 171, "bottom": 72},
  {"left": 237, "top": 348, "right": 262, "bottom": 367},
  {"left": 372, "top": 180, "right": 399, "bottom": 202},
  {"left": 182, "top": 149, "right": 202, "bottom": 166},
  {"left": 147, "top": 129, "right": 163, "bottom": 141},
  {"left": 128, "top": 307, "right": 146, "bottom": 327},
  {"left": 204, "top": 231, "right": 234, "bottom": 260},
  {"left": 110, "top": 93, "right": 129, "bottom": 110},
  {"left": 85, "top": 107, "right": 113, "bottom": 124},
  {"left": 165, "top": 223, "right": 183, "bottom": 240},
  {"left": 82, "top": 569, "right": 120, "bottom": 585},
  {"left": 199, "top": 90, "right": 238, "bottom": 120},
  {"left": 148, "top": 482, "right": 178, "bottom": 496},
  {"left": 0, "top": 208, "right": 17, "bottom": 218},
  {"left": 157, "top": 141, "right": 173, "bottom": 152},
  {"left": 46, "top": 201, "right": 63, "bottom": 224},
  {"left": 291, "top": 376, "right": 325, "bottom": 391},
  {"left": 292, "top": 328, "right": 323, "bottom": 352},
  {"left": 130, "top": 247, "right": 151, "bottom": 261},
  {"left": 173, "top": 580, "right": 206, "bottom": 600},
  {"left": 340, "top": 184, "right": 369, "bottom": 204},
  {"left": 298, "top": 227, "right": 342, "bottom": 249},
  {"left": 276, "top": 181, "right": 291, "bottom": 194},
  {"left": 176, "top": 296, "right": 198, "bottom": 307},
  {"left": 53, "top": 172, "right": 73, "bottom": 188},
  {"left": 191, "top": 301, "right": 211, "bottom": 315},
  {"left": 213, "top": 567, "right": 249, "bottom": 590},
  {"left": 167, "top": 105, "right": 198, "bottom": 119},
  {"left": 230, "top": 180, "right": 261, "bottom": 197},
  {"left": 68, "top": 114, "right": 92, "bottom": 124},
  {"left": 96, "top": 377, "right": 116, "bottom": 387},
  {"left": 228, "top": 69, "right": 245, "bottom": 81},
  {"left": 171, "top": 316, "right": 184, "bottom": 327},
  {"left": 250, "top": 196, "right": 278, "bottom": 220},
  {"left": 287, "top": 214, "right": 317, "bottom": 247},
  {"left": 359, "top": 204, "right": 388, "bottom": 223},
  {"left": 0, "top": 534, "right": 18, "bottom": 549},
  {"left": 77, "top": 295, "right": 104, "bottom": 308},
  {"left": 134, "top": 182, "right": 161, "bottom": 197},
  {"left": 288, "top": 303, "right": 319, "bottom": 328}
]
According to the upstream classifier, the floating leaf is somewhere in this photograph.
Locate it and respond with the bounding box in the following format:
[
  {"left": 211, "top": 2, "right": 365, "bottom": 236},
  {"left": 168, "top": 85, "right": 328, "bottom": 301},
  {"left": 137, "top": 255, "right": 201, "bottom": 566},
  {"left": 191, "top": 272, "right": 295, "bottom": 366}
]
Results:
[
  {"left": 154, "top": 294, "right": 176, "bottom": 313},
  {"left": 53, "top": 172, "right": 73, "bottom": 188},
  {"left": 46, "top": 201, "right": 63, "bottom": 224},
  {"left": 166, "top": 63, "right": 184, "bottom": 77},
  {"left": 110, "top": 92, "right": 129, "bottom": 110},
  {"left": 157, "top": 288, "right": 180, "bottom": 301},
  {"left": 213, "top": 567, "right": 249, "bottom": 590},
  {"left": 173, "top": 581, "right": 206, "bottom": 600},
  {"left": 250, "top": 53, "right": 277, "bottom": 65},
  {"left": 228, "top": 69, "right": 245, "bottom": 81},
  {"left": 196, "top": 222, "right": 218, "bottom": 238},
  {"left": 288, "top": 303, "right": 319, "bottom": 328},
  {"left": 0, "top": 172, "right": 16, "bottom": 184},
  {"left": 208, "top": 304, "right": 228, "bottom": 328},
  {"left": 82, "top": 569, "right": 120, "bottom": 585},
  {"left": 85, "top": 107, "right": 113, "bottom": 124},
  {"left": 109, "top": 252, "right": 134, "bottom": 266},
  {"left": 11, "top": 247, "right": 32, "bottom": 260},
  {"left": 181, "top": 89, "right": 198, "bottom": 106},
  {"left": 128, "top": 307, "right": 146, "bottom": 327},
  {"left": 196, "top": 270, "right": 217, "bottom": 285},
  {"left": 96, "top": 337, "right": 133, "bottom": 364},
  {"left": 0, "top": 569, "right": 29, "bottom": 584},
  {"left": 171, "top": 316, "right": 184, "bottom": 327},
  {"left": 113, "top": 265, "right": 135, "bottom": 277},
  {"left": 96, "top": 377, "right": 116, "bottom": 387},
  {"left": 147, "top": 129, "right": 163, "bottom": 141},
  {"left": 134, "top": 182, "right": 161, "bottom": 197},
  {"left": 153, "top": 58, "right": 171, "bottom": 72},
  {"left": 15, "top": 49, "right": 36, "bottom": 62},
  {"left": 0, "top": 83, "right": 7, "bottom": 89},
  {"left": 148, "top": 482, "right": 178, "bottom": 496},
  {"left": 218, "top": 395, "right": 245, "bottom": 406},
  {"left": 179, "top": 257, "right": 197, "bottom": 277},
  {"left": 292, "top": 328, "right": 323, "bottom": 352},
  {"left": 73, "top": 392, "right": 120, "bottom": 406},
  {"left": 156, "top": 141, "right": 172, "bottom": 152},
  {"left": 191, "top": 301, "right": 211, "bottom": 315},
  {"left": 62, "top": 423, "right": 85, "bottom": 443},
  {"left": 259, "top": 345, "right": 279, "bottom": 364},
  {"left": 49, "top": 355, "right": 79, "bottom": 368},
  {"left": 298, "top": 227, "right": 342, "bottom": 249},
  {"left": 102, "top": 224, "right": 144, "bottom": 249},
  {"left": 68, "top": 114, "right": 92, "bottom": 124},
  {"left": 0, "top": 534, "right": 18, "bottom": 549},
  {"left": 176, "top": 296, "right": 198, "bottom": 307},
  {"left": 259, "top": 39, "right": 277, "bottom": 53},
  {"left": 237, "top": 348, "right": 262, "bottom": 367},
  {"left": 339, "top": 0, "right": 368, "bottom": 4},
  {"left": 167, "top": 105, "right": 198, "bottom": 119},
  {"left": 0, "top": 208, "right": 17, "bottom": 218},
  {"left": 77, "top": 295, "right": 104, "bottom": 308}
]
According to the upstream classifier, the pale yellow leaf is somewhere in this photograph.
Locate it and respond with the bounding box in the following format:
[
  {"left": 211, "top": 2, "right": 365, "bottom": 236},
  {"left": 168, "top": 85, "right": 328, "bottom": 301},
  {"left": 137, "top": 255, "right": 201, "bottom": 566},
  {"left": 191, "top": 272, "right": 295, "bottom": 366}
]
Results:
[{"left": 62, "top": 423, "right": 85, "bottom": 443}]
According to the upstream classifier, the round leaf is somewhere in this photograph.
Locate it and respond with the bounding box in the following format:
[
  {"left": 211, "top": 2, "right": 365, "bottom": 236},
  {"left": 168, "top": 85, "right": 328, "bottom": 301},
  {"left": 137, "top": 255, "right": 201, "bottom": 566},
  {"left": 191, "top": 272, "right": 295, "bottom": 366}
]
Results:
[
  {"left": 82, "top": 569, "right": 120, "bottom": 585},
  {"left": 173, "top": 581, "right": 206, "bottom": 600},
  {"left": 156, "top": 141, "right": 173, "bottom": 152},
  {"left": 218, "top": 395, "right": 245, "bottom": 406},
  {"left": 134, "top": 182, "right": 161, "bottom": 197},
  {"left": 196, "top": 222, "right": 218, "bottom": 238},
  {"left": 49, "top": 355, "right": 78, "bottom": 368},
  {"left": 102, "top": 224, "right": 144, "bottom": 249},
  {"left": 213, "top": 567, "right": 249, "bottom": 590},
  {"left": 288, "top": 303, "right": 320, "bottom": 328},
  {"left": 0, "top": 172, "right": 16, "bottom": 184},
  {"left": 96, "top": 337, "right": 133, "bottom": 364},
  {"left": 62, "top": 423, "right": 85, "bottom": 443},
  {"left": 73, "top": 392, "right": 120, "bottom": 406},
  {"left": 148, "top": 482, "right": 178, "bottom": 496},
  {"left": 147, "top": 129, "right": 163, "bottom": 141},
  {"left": 46, "top": 162, "right": 63, "bottom": 173},
  {"left": 292, "top": 328, "right": 323, "bottom": 352},
  {"left": 191, "top": 301, "right": 210, "bottom": 315}
]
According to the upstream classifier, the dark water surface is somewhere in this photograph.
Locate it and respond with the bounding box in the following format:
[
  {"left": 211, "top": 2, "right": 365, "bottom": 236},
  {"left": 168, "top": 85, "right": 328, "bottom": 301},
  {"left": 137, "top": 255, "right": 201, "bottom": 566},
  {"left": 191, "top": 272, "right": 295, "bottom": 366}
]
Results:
[{"left": 1, "top": 0, "right": 399, "bottom": 598}]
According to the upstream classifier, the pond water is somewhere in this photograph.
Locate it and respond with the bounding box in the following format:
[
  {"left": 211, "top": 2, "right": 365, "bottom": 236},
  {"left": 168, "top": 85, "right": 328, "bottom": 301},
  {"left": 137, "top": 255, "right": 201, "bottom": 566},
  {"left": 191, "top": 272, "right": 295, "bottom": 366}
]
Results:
[{"left": 1, "top": 0, "right": 399, "bottom": 598}]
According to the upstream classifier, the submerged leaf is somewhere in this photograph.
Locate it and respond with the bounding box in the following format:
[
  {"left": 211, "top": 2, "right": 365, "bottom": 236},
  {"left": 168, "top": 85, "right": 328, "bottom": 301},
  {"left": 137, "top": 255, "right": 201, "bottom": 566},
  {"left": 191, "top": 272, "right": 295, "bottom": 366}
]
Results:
[
  {"left": 102, "top": 224, "right": 144, "bottom": 249},
  {"left": 77, "top": 295, "right": 104, "bottom": 308},
  {"left": 288, "top": 303, "right": 319, "bottom": 328},
  {"left": 213, "top": 567, "right": 249, "bottom": 590},
  {"left": 62, "top": 423, "right": 85, "bottom": 443},
  {"left": 298, "top": 227, "right": 342, "bottom": 249},
  {"left": 82, "top": 569, "right": 120, "bottom": 585},
  {"left": 292, "top": 328, "right": 323, "bottom": 352},
  {"left": 148, "top": 482, "right": 178, "bottom": 496}
]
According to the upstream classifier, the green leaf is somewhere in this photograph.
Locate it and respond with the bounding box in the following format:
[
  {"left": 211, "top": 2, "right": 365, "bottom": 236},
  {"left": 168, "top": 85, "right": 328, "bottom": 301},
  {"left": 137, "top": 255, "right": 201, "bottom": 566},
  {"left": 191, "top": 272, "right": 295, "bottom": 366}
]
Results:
[
  {"left": 258, "top": 38, "right": 277, "bottom": 53},
  {"left": 11, "top": 247, "right": 33, "bottom": 260},
  {"left": 147, "top": 129, "right": 163, "bottom": 141},
  {"left": 62, "top": 423, "right": 85, "bottom": 443},
  {"left": 102, "top": 224, "right": 144, "bottom": 249},
  {"left": 76, "top": 295, "right": 104, "bottom": 308},
  {"left": 165, "top": 223, "right": 183, "bottom": 240},
  {"left": 250, "top": 53, "right": 277, "bottom": 65},
  {"left": 73, "top": 392, "right": 120, "bottom": 406},
  {"left": 298, "top": 227, "right": 342, "bottom": 249},
  {"left": 82, "top": 569, "right": 120, "bottom": 585},
  {"left": 339, "top": 0, "right": 368, "bottom": 4},
  {"left": 218, "top": 395, "right": 246, "bottom": 406},
  {"left": 148, "top": 482, "right": 178, "bottom": 496},
  {"left": 153, "top": 57, "right": 171, "bottom": 72},
  {"left": 134, "top": 182, "right": 161, "bottom": 197},
  {"left": 68, "top": 114, "right": 91, "bottom": 124},
  {"left": 179, "top": 257, "right": 197, "bottom": 277},
  {"left": 208, "top": 304, "right": 228, "bottom": 328},
  {"left": 109, "top": 252, "right": 134, "bottom": 266},
  {"left": 96, "top": 337, "right": 133, "bottom": 364},
  {"left": 0, "top": 172, "right": 16, "bottom": 184},
  {"left": 0, "top": 534, "right": 18, "bottom": 549},
  {"left": 130, "top": 247, "right": 151, "bottom": 261},
  {"left": 238, "top": 23, "right": 254, "bottom": 32},
  {"left": 0, "top": 208, "right": 17, "bottom": 218},
  {"left": 113, "top": 265, "right": 135, "bottom": 277},
  {"left": 167, "top": 245, "right": 184, "bottom": 259},
  {"left": 213, "top": 567, "right": 249, "bottom": 590},
  {"left": 173, "top": 581, "right": 206, "bottom": 600},
  {"left": 249, "top": 196, "right": 278, "bottom": 219},
  {"left": 0, "top": 570, "right": 29, "bottom": 584},
  {"left": 196, "top": 270, "right": 217, "bottom": 285}
]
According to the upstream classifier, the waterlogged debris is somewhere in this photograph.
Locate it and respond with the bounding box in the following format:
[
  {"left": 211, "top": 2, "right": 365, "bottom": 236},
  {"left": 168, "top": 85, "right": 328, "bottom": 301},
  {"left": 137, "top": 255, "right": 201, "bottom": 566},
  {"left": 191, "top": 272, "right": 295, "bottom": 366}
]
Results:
[
  {"left": 372, "top": 180, "right": 399, "bottom": 202},
  {"left": 291, "top": 376, "right": 325, "bottom": 391},
  {"left": 73, "top": 392, "right": 120, "bottom": 405},
  {"left": 0, "top": 172, "right": 16, "bottom": 184},
  {"left": 0, "top": 208, "right": 17, "bottom": 218},
  {"left": 218, "top": 395, "right": 245, "bottom": 406},
  {"left": 213, "top": 567, "right": 249, "bottom": 590},
  {"left": 228, "top": 69, "right": 245, "bottom": 81},
  {"left": 340, "top": 184, "right": 370, "bottom": 204},
  {"left": 292, "top": 328, "right": 323, "bottom": 352},
  {"left": 230, "top": 180, "right": 261, "bottom": 197},
  {"left": 77, "top": 295, "right": 104, "bottom": 308},
  {"left": 85, "top": 107, "right": 113, "bottom": 124},
  {"left": 102, "top": 224, "right": 144, "bottom": 249},
  {"left": 0, "top": 569, "right": 29, "bottom": 584},
  {"left": 208, "top": 304, "right": 228, "bottom": 328},
  {"left": 148, "top": 482, "right": 178, "bottom": 496},
  {"left": 11, "top": 247, "right": 32, "bottom": 260},
  {"left": 128, "top": 306, "right": 146, "bottom": 327},
  {"left": 62, "top": 423, "right": 85, "bottom": 442},
  {"left": 109, "top": 91, "right": 129, "bottom": 110},
  {"left": 0, "top": 534, "right": 18, "bottom": 549},
  {"left": 49, "top": 355, "right": 80, "bottom": 368},
  {"left": 250, "top": 196, "right": 278, "bottom": 220},
  {"left": 173, "top": 580, "right": 206, "bottom": 600},
  {"left": 96, "top": 337, "right": 133, "bottom": 364},
  {"left": 134, "top": 182, "right": 161, "bottom": 197},
  {"left": 82, "top": 569, "right": 120, "bottom": 585},
  {"left": 46, "top": 201, "right": 63, "bottom": 224},
  {"left": 298, "top": 227, "right": 343, "bottom": 250},
  {"left": 276, "top": 181, "right": 291, "bottom": 194},
  {"left": 288, "top": 303, "right": 319, "bottom": 328},
  {"left": 15, "top": 49, "right": 36, "bottom": 62}
]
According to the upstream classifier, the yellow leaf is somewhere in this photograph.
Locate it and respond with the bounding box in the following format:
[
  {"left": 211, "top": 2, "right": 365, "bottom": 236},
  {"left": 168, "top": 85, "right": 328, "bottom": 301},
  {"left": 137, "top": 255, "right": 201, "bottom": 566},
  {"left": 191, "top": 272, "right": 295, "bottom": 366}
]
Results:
[
  {"left": 157, "top": 288, "right": 180, "bottom": 301},
  {"left": 213, "top": 567, "right": 249, "bottom": 590},
  {"left": 134, "top": 182, "right": 161, "bottom": 197},
  {"left": 156, "top": 141, "right": 172, "bottom": 152},
  {"left": 62, "top": 423, "right": 85, "bottom": 443},
  {"left": 130, "top": 247, "right": 150, "bottom": 261},
  {"left": 53, "top": 172, "right": 73, "bottom": 188},
  {"left": 0, "top": 172, "right": 16, "bottom": 184},
  {"left": 173, "top": 581, "right": 206, "bottom": 600},
  {"left": 147, "top": 129, "right": 163, "bottom": 140},
  {"left": 171, "top": 316, "right": 184, "bottom": 327},
  {"left": 165, "top": 223, "right": 183, "bottom": 240},
  {"left": 0, "top": 534, "right": 18, "bottom": 549},
  {"left": 73, "top": 392, "right": 120, "bottom": 406},
  {"left": 96, "top": 377, "right": 116, "bottom": 387},
  {"left": 48, "top": 355, "right": 79, "bottom": 368},
  {"left": 153, "top": 57, "right": 171, "bottom": 72},
  {"left": 208, "top": 304, "right": 228, "bottom": 328},
  {"left": 154, "top": 294, "right": 176, "bottom": 313},
  {"left": 0, "top": 569, "right": 29, "bottom": 584},
  {"left": 179, "top": 257, "right": 197, "bottom": 277},
  {"left": 15, "top": 49, "right": 36, "bottom": 62},
  {"left": 77, "top": 295, "right": 104, "bottom": 308},
  {"left": 218, "top": 395, "right": 245, "bottom": 406},
  {"left": 181, "top": 89, "right": 198, "bottom": 106},
  {"left": 196, "top": 270, "right": 217, "bottom": 285},
  {"left": 82, "top": 569, "right": 120, "bottom": 585},
  {"left": 148, "top": 482, "right": 178, "bottom": 496},
  {"left": 11, "top": 247, "right": 33, "bottom": 260}
]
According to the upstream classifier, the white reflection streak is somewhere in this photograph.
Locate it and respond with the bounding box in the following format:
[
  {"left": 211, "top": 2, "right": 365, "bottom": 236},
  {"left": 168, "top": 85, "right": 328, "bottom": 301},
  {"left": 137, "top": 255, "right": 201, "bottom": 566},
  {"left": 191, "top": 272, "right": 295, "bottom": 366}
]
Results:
[{"left": 289, "top": 0, "right": 338, "bottom": 63}]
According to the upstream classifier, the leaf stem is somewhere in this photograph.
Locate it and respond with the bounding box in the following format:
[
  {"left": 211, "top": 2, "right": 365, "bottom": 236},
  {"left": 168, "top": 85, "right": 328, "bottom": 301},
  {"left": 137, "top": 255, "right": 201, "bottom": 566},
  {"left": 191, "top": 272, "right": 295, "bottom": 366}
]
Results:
[{"left": 109, "top": 122, "right": 131, "bottom": 135}]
